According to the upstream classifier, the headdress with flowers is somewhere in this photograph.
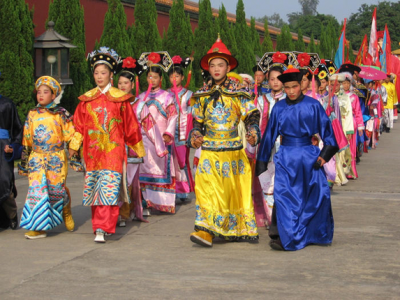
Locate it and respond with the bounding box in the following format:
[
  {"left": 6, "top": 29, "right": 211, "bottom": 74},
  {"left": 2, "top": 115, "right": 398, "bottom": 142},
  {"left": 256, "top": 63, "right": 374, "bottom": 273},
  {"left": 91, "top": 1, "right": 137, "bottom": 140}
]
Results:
[
  {"left": 88, "top": 46, "right": 122, "bottom": 74},
  {"left": 138, "top": 51, "right": 173, "bottom": 72},
  {"left": 258, "top": 51, "right": 297, "bottom": 73},
  {"left": 317, "top": 62, "right": 330, "bottom": 80},
  {"left": 118, "top": 56, "right": 147, "bottom": 81},
  {"left": 293, "top": 52, "right": 321, "bottom": 71}
]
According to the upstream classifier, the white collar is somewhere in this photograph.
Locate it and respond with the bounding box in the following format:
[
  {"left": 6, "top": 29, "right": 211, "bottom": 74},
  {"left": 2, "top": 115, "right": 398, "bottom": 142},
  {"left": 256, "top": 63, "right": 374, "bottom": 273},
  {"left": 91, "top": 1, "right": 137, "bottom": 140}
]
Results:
[{"left": 98, "top": 83, "right": 112, "bottom": 94}]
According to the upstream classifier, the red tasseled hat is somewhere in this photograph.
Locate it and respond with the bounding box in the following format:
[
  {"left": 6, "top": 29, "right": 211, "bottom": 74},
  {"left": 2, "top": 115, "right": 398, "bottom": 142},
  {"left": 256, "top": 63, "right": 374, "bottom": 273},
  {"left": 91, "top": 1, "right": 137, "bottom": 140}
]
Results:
[
  {"left": 377, "top": 31, "right": 384, "bottom": 40},
  {"left": 200, "top": 34, "right": 238, "bottom": 71}
]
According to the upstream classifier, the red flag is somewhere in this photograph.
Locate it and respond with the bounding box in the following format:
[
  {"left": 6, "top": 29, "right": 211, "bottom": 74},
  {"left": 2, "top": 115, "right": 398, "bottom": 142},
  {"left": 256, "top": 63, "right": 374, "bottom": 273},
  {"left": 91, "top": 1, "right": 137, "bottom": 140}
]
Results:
[
  {"left": 368, "top": 7, "right": 378, "bottom": 65},
  {"left": 385, "top": 24, "right": 392, "bottom": 73},
  {"left": 355, "top": 34, "right": 368, "bottom": 66}
]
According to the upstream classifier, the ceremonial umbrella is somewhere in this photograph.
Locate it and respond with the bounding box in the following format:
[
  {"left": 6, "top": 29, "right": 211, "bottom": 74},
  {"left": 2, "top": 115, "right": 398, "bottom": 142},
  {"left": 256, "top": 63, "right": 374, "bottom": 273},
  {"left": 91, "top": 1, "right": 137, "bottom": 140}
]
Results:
[{"left": 359, "top": 65, "right": 387, "bottom": 80}]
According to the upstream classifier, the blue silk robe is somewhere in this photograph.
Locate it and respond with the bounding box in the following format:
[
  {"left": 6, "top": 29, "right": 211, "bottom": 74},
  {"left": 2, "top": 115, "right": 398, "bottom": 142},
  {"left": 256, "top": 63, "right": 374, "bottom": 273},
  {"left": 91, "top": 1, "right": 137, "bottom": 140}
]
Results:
[{"left": 256, "top": 95, "right": 338, "bottom": 251}]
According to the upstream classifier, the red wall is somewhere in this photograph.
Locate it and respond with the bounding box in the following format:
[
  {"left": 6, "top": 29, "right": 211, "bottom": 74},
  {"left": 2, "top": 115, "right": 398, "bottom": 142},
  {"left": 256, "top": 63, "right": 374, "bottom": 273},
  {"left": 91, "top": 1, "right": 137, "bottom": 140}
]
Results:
[
  {"left": 26, "top": 0, "right": 277, "bottom": 54},
  {"left": 26, "top": 0, "right": 187, "bottom": 53}
]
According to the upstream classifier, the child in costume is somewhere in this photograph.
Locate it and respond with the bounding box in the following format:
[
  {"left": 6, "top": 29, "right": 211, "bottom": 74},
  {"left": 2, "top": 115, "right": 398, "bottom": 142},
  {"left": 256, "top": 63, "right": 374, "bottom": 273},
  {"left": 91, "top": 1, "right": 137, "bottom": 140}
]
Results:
[
  {"left": 117, "top": 57, "right": 167, "bottom": 224},
  {"left": 137, "top": 52, "right": 178, "bottom": 215},
  {"left": 167, "top": 56, "right": 195, "bottom": 202},
  {"left": 18, "top": 76, "right": 82, "bottom": 239},
  {"left": 73, "top": 47, "right": 145, "bottom": 243}
]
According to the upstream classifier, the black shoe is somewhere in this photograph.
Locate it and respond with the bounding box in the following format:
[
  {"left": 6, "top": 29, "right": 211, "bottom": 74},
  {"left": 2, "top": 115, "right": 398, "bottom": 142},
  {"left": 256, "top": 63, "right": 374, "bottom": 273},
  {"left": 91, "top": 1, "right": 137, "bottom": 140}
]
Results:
[
  {"left": 269, "top": 238, "right": 284, "bottom": 251},
  {"left": 9, "top": 214, "right": 18, "bottom": 230},
  {"left": 386, "top": 128, "right": 390, "bottom": 133},
  {"left": 356, "top": 157, "right": 360, "bottom": 164}
]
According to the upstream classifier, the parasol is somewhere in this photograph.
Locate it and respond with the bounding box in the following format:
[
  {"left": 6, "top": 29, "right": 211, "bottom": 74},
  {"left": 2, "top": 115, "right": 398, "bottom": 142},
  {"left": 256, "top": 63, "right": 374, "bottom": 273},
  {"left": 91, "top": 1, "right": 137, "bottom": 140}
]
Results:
[{"left": 359, "top": 65, "right": 387, "bottom": 80}]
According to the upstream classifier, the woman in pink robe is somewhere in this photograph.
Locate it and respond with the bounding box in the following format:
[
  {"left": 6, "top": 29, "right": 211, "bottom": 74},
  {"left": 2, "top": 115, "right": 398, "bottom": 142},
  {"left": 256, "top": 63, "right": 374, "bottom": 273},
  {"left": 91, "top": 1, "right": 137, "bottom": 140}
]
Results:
[{"left": 138, "top": 66, "right": 178, "bottom": 214}]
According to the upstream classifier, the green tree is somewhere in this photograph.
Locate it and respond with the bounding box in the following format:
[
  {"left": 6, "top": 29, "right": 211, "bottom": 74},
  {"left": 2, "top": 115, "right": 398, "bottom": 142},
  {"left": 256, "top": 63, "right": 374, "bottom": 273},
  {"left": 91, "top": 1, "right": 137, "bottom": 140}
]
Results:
[
  {"left": 261, "top": 19, "right": 274, "bottom": 53},
  {"left": 318, "top": 24, "right": 328, "bottom": 57},
  {"left": 308, "top": 32, "right": 316, "bottom": 53},
  {"left": 128, "top": 0, "right": 163, "bottom": 90},
  {"left": 164, "top": 0, "right": 193, "bottom": 57},
  {"left": 295, "top": 28, "right": 306, "bottom": 52},
  {"left": 233, "top": 0, "right": 255, "bottom": 74},
  {"left": 216, "top": 4, "right": 238, "bottom": 58},
  {"left": 99, "top": 0, "right": 131, "bottom": 57},
  {"left": 250, "top": 17, "right": 262, "bottom": 57},
  {"left": 193, "top": 0, "right": 215, "bottom": 87},
  {"left": 299, "top": 0, "right": 319, "bottom": 16},
  {"left": 0, "top": 0, "right": 35, "bottom": 121},
  {"left": 47, "top": 0, "right": 91, "bottom": 113},
  {"left": 257, "top": 13, "right": 287, "bottom": 28},
  {"left": 347, "top": 2, "right": 400, "bottom": 51},
  {"left": 276, "top": 25, "right": 294, "bottom": 51},
  {"left": 129, "top": 0, "right": 162, "bottom": 56}
]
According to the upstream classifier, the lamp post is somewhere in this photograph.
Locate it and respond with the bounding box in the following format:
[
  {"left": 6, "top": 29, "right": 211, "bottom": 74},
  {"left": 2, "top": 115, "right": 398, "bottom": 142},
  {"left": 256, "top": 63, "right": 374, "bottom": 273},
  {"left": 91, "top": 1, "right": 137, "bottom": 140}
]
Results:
[{"left": 33, "top": 21, "right": 77, "bottom": 86}]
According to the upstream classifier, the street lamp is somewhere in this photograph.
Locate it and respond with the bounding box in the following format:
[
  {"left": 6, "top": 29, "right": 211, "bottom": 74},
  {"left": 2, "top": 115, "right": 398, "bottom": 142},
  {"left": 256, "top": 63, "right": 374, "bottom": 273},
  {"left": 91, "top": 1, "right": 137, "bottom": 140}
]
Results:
[{"left": 33, "top": 21, "right": 77, "bottom": 86}]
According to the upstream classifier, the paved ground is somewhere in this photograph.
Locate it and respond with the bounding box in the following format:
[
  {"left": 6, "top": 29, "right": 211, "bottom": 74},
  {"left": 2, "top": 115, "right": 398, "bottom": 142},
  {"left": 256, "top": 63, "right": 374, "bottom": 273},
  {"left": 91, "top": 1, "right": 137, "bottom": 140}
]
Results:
[{"left": 1, "top": 125, "right": 400, "bottom": 300}]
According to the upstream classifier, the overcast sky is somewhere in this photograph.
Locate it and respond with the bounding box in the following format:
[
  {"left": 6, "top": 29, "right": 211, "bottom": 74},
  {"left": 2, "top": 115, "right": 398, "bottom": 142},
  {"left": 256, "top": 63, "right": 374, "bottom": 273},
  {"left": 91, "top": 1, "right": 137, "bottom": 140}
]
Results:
[{"left": 209, "top": 0, "right": 393, "bottom": 22}]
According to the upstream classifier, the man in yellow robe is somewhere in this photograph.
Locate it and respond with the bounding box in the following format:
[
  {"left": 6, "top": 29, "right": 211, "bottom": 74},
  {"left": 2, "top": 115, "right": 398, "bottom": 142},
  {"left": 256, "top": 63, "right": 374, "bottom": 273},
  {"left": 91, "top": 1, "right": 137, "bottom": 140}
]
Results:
[
  {"left": 188, "top": 36, "right": 260, "bottom": 247},
  {"left": 382, "top": 74, "right": 398, "bottom": 132}
]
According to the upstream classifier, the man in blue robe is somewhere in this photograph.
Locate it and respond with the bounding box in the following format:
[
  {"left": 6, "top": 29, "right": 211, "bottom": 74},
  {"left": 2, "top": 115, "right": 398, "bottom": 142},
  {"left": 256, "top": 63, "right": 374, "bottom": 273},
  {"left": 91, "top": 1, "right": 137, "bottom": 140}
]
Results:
[
  {"left": 256, "top": 67, "right": 339, "bottom": 251},
  {"left": 0, "top": 94, "right": 23, "bottom": 230}
]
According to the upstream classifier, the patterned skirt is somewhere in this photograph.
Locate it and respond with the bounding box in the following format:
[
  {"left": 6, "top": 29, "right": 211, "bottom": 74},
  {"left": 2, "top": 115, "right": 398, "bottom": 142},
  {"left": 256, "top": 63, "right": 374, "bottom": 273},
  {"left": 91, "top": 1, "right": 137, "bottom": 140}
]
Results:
[{"left": 20, "top": 151, "right": 67, "bottom": 230}]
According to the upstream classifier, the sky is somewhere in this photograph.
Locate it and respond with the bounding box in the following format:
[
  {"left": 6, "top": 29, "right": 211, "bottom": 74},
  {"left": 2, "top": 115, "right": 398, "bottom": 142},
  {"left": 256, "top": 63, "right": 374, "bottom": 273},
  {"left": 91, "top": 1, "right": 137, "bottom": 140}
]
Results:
[{"left": 209, "top": 0, "right": 393, "bottom": 23}]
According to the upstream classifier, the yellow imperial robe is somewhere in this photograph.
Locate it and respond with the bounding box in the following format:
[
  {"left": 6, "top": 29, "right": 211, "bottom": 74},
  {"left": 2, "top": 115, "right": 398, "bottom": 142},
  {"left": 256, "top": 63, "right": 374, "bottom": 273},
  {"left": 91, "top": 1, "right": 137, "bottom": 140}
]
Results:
[
  {"left": 190, "top": 80, "right": 259, "bottom": 240},
  {"left": 18, "top": 103, "right": 82, "bottom": 230}
]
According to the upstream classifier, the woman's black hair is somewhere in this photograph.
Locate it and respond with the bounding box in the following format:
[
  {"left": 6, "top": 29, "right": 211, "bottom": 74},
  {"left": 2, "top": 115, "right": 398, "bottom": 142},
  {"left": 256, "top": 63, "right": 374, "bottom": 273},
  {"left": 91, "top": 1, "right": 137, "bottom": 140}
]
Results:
[
  {"left": 168, "top": 65, "right": 184, "bottom": 77},
  {"left": 267, "top": 66, "right": 284, "bottom": 79},
  {"left": 147, "top": 65, "right": 163, "bottom": 77},
  {"left": 119, "top": 71, "right": 135, "bottom": 82},
  {"left": 93, "top": 63, "right": 112, "bottom": 73}
]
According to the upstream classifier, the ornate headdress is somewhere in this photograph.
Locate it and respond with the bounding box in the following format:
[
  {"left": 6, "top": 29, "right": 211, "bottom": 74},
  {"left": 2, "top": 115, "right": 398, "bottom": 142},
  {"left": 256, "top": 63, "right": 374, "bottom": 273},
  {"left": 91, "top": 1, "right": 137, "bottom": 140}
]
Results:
[
  {"left": 258, "top": 51, "right": 297, "bottom": 74},
  {"left": 88, "top": 46, "right": 121, "bottom": 74},
  {"left": 292, "top": 52, "right": 321, "bottom": 72},
  {"left": 118, "top": 56, "right": 147, "bottom": 81},
  {"left": 138, "top": 51, "right": 173, "bottom": 72},
  {"left": 35, "top": 76, "right": 62, "bottom": 97}
]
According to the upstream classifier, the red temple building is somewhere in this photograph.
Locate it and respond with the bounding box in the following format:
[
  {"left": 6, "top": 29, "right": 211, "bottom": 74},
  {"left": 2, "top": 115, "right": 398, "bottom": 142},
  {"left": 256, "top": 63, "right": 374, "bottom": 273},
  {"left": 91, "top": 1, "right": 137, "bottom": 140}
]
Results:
[{"left": 26, "top": 0, "right": 314, "bottom": 53}]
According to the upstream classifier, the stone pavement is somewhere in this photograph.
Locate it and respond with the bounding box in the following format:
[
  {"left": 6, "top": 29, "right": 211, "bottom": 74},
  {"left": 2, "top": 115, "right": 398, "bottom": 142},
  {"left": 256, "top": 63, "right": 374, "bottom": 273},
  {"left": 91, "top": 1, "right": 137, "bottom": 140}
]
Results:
[{"left": 1, "top": 126, "right": 400, "bottom": 300}]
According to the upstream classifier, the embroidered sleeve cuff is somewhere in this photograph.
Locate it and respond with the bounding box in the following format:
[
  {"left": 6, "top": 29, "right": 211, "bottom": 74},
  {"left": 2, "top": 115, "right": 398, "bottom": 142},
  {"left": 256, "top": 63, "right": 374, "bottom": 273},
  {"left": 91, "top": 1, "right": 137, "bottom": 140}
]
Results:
[
  {"left": 128, "top": 140, "right": 146, "bottom": 158},
  {"left": 187, "top": 128, "right": 203, "bottom": 149},
  {"left": 69, "top": 132, "right": 83, "bottom": 151},
  {"left": 247, "top": 124, "right": 261, "bottom": 147}
]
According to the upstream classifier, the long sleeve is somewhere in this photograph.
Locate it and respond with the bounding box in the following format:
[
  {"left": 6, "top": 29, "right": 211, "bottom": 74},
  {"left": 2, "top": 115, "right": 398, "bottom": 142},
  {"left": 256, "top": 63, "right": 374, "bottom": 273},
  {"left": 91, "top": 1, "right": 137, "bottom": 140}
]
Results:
[
  {"left": 72, "top": 102, "right": 85, "bottom": 135},
  {"left": 122, "top": 100, "right": 145, "bottom": 158},
  {"left": 18, "top": 112, "right": 33, "bottom": 176},
  {"left": 352, "top": 95, "right": 365, "bottom": 130},
  {"left": 316, "top": 103, "right": 339, "bottom": 162},
  {"left": 339, "top": 96, "right": 354, "bottom": 134},
  {"left": 9, "top": 101, "right": 23, "bottom": 145},
  {"left": 140, "top": 104, "right": 167, "bottom": 158},
  {"left": 164, "top": 94, "right": 178, "bottom": 143},
  {"left": 255, "top": 104, "right": 280, "bottom": 176},
  {"left": 59, "top": 111, "right": 83, "bottom": 151}
]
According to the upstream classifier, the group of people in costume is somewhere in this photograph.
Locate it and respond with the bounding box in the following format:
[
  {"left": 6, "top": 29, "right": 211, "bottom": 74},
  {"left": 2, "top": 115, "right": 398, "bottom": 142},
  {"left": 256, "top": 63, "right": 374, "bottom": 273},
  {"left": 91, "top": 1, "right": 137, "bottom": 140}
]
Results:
[{"left": 0, "top": 34, "right": 397, "bottom": 251}]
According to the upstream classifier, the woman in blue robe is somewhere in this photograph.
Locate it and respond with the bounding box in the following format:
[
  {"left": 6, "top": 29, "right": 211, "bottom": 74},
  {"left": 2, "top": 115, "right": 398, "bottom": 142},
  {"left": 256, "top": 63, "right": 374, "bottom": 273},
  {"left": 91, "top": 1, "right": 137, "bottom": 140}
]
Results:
[{"left": 256, "top": 67, "right": 339, "bottom": 251}]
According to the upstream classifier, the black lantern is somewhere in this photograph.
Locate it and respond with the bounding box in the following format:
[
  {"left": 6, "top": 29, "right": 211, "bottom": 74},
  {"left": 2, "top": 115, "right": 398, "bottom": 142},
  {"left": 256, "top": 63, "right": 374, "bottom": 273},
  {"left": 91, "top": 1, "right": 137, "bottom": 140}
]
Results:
[{"left": 34, "top": 21, "right": 76, "bottom": 85}]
